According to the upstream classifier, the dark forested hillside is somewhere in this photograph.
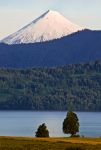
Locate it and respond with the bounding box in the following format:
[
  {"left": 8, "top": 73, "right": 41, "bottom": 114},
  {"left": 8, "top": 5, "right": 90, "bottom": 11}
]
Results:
[
  {"left": 0, "top": 29, "right": 101, "bottom": 68},
  {"left": 0, "top": 60, "right": 101, "bottom": 111}
]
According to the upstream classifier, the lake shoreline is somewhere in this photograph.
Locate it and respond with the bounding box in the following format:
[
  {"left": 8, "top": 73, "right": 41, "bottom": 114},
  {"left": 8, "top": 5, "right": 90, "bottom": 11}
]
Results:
[
  {"left": 0, "top": 136, "right": 101, "bottom": 145},
  {"left": 0, "top": 110, "right": 101, "bottom": 112}
]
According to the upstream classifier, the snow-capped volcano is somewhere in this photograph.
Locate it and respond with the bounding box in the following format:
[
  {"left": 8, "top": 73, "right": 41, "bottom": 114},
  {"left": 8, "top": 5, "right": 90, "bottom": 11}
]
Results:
[{"left": 1, "top": 10, "right": 83, "bottom": 44}]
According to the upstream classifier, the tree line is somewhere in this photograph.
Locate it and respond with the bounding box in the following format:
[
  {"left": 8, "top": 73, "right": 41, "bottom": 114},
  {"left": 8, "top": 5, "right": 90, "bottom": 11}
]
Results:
[{"left": 0, "top": 60, "right": 101, "bottom": 111}]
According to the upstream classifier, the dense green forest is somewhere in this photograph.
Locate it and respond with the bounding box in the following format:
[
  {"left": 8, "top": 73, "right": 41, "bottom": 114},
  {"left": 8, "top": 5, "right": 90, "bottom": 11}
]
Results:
[{"left": 0, "top": 60, "right": 101, "bottom": 111}]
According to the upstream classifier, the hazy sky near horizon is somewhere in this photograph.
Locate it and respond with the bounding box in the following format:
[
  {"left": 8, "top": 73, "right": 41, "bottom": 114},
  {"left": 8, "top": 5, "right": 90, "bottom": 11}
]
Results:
[{"left": 0, "top": 0, "right": 100, "bottom": 39}]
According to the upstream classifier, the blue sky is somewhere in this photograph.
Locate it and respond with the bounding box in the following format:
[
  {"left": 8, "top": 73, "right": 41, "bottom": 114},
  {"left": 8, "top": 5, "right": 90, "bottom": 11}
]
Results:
[{"left": 0, "top": 0, "right": 100, "bottom": 39}]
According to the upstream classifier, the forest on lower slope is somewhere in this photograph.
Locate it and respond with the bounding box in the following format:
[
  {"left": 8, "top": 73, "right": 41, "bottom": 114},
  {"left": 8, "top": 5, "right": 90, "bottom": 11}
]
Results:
[{"left": 0, "top": 60, "right": 101, "bottom": 111}]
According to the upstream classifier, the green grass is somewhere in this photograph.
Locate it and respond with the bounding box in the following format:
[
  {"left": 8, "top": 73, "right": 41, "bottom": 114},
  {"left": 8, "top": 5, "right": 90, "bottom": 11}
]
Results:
[{"left": 0, "top": 137, "right": 101, "bottom": 150}]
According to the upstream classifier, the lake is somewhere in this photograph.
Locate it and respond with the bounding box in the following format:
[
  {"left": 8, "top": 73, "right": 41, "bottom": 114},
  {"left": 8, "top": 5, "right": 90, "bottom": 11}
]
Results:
[{"left": 0, "top": 111, "right": 101, "bottom": 137}]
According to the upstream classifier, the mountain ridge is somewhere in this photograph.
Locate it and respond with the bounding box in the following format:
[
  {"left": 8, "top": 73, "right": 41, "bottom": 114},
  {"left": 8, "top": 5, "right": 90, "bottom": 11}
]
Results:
[{"left": 0, "top": 29, "right": 101, "bottom": 68}]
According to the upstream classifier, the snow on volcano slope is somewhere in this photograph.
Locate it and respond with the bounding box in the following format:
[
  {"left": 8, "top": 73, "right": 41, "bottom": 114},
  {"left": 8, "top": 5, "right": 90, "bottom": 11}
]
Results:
[{"left": 1, "top": 10, "right": 83, "bottom": 44}]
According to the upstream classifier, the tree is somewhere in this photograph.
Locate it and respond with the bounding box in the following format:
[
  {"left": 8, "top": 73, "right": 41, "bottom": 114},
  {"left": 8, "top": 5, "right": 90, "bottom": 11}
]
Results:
[
  {"left": 35, "top": 123, "right": 49, "bottom": 137},
  {"left": 63, "top": 111, "right": 79, "bottom": 136}
]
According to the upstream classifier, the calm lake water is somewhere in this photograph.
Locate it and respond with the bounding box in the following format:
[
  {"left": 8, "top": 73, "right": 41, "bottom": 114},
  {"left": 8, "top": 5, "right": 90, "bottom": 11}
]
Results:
[{"left": 0, "top": 111, "right": 101, "bottom": 137}]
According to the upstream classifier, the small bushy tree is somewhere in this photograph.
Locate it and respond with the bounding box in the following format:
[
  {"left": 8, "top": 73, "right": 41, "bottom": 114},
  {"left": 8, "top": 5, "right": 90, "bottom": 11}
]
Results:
[
  {"left": 63, "top": 111, "right": 79, "bottom": 136},
  {"left": 35, "top": 123, "right": 49, "bottom": 137}
]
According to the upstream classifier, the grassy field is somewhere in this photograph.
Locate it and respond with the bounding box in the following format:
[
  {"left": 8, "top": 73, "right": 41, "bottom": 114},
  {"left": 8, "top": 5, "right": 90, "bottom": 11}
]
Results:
[{"left": 0, "top": 136, "right": 101, "bottom": 150}]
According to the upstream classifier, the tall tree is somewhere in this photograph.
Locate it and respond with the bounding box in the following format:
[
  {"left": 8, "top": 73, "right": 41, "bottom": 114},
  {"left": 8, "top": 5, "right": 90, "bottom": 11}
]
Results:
[{"left": 63, "top": 111, "right": 79, "bottom": 136}]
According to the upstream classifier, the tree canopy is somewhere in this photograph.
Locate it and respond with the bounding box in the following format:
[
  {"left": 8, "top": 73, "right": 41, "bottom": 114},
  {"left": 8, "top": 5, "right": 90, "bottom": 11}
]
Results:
[
  {"left": 35, "top": 123, "right": 49, "bottom": 137},
  {"left": 63, "top": 111, "right": 79, "bottom": 136},
  {"left": 0, "top": 61, "right": 101, "bottom": 111}
]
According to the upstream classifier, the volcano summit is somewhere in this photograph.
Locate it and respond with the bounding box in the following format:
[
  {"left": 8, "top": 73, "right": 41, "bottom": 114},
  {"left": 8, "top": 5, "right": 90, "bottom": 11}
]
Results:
[{"left": 1, "top": 10, "right": 83, "bottom": 44}]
